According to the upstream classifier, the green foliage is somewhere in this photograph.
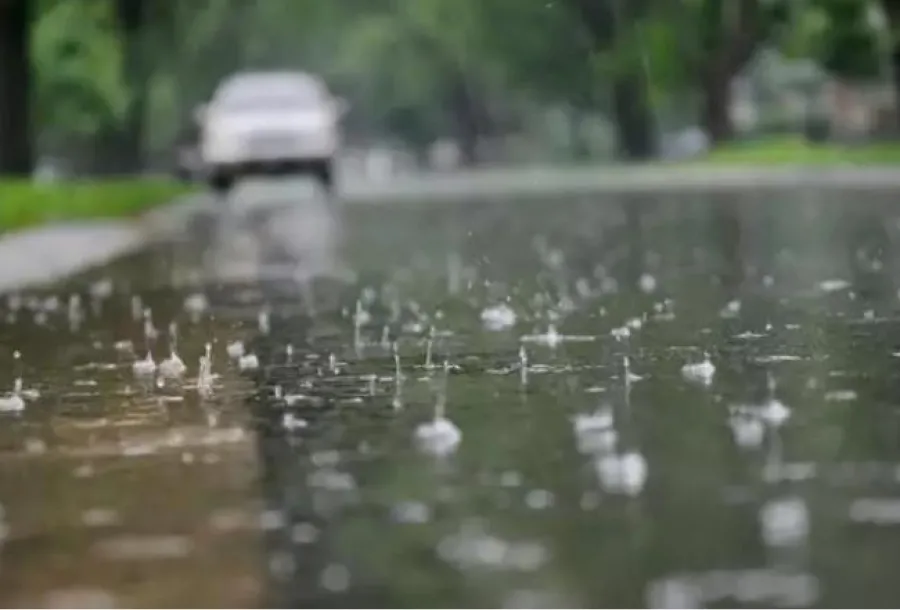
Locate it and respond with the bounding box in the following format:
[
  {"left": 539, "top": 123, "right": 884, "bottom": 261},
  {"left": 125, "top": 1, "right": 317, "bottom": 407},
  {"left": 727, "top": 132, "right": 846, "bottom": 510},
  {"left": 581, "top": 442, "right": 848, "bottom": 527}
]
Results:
[
  {"left": 810, "top": 0, "right": 882, "bottom": 78},
  {"left": 33, "top": 0, "right": 127, "bottom": 135},
  {"left": 0, "top": 179, "right": 195, "bottom": 230},
  {"left": 325, "top": 0, "right": 505, "bottom": 142},
  {"left": 26, "top": 0, "right": 900, "bottom": 161},
  {"left": 474, "top": 0, "right": 597, "bottom": 104}
]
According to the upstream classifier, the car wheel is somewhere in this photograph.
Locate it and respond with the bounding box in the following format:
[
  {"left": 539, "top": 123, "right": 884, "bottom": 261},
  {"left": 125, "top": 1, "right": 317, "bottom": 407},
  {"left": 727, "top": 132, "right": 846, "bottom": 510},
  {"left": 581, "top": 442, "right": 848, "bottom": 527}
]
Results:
[
  {"left": 311, "top": 159, "right": 335, "bottom": 194},
  {"left": 209, "top": 171, "right": 235, "bottom": 194}
]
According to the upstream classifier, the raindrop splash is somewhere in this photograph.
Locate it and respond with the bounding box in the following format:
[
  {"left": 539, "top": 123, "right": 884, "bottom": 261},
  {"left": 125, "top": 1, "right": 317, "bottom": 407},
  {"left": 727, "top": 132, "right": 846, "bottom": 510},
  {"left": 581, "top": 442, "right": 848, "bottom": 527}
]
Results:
[
  {"left": 681, "top": 352, "right": 715, "bottom": 386},
  {"left": 414, "top": 360, "right": 461, "bottom": 456},
  {"left": 519, "top": 345, "right": 529, "bottom": 387}
]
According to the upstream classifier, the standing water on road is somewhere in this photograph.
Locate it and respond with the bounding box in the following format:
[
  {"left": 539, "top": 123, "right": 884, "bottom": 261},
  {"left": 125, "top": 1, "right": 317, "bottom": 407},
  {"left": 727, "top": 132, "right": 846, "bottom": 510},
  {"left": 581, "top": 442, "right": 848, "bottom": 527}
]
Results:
[{"left": 3, "top": 186, "right": 900, "bottom": 607}]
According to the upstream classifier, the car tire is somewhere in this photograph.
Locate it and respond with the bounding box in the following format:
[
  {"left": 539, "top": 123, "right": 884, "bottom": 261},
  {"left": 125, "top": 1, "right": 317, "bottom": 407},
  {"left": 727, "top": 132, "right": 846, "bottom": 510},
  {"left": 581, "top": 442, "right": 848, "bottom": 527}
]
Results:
[
  {"left": 311, "top": 159, "right": 335, "bottom": 194},
  {"left": 208, "top": 170, "right": 235, "bottom": 194}
]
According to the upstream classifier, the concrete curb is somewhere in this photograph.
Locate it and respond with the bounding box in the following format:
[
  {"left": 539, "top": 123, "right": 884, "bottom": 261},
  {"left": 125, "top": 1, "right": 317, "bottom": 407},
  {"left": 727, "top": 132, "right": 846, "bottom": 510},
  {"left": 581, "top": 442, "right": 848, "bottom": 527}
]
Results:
[
  {"left": 0, "top": 193, "right": 201, "bottom": 295},
  {"left": 339, "top": 164, "right": 900, "bottom": 204}
]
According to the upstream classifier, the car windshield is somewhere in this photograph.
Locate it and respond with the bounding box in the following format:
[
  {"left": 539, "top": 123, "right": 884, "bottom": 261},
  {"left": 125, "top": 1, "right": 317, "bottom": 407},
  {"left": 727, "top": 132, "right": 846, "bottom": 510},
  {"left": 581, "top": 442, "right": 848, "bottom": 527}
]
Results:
[
  {"left": 214, "top": 74, "right": 325, "bottom": 112},
  {"left": 218, "top": 94, "right": 319, "bottom": 112}
]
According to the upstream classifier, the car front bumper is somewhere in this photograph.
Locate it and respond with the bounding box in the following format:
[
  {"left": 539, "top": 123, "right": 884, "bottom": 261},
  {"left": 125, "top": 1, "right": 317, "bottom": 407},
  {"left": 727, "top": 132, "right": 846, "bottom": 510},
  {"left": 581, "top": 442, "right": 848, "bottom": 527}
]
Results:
[{"left": 207, "top": 157, "right": 331, "bottom": 176}]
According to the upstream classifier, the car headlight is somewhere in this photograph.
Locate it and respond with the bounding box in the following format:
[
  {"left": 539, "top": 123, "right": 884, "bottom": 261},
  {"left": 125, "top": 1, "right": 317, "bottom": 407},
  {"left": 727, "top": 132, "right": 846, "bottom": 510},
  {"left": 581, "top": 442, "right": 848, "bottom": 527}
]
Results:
[{"left": 203, "top": 129, "right": 242, "bottom": 157}]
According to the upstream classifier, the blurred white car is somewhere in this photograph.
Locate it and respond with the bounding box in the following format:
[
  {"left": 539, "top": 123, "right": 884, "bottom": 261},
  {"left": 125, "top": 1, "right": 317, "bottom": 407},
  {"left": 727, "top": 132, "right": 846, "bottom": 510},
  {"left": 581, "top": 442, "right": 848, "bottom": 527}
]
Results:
[{"left": 196, "top": 70, "right": 346, "bottom": 193}]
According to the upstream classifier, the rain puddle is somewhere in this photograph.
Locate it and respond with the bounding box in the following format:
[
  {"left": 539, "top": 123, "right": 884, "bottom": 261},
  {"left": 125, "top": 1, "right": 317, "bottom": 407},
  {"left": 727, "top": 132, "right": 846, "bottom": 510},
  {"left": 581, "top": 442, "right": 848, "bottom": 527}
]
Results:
[{"left": 2, "top": 189, "right": 900, "bottom": 607}]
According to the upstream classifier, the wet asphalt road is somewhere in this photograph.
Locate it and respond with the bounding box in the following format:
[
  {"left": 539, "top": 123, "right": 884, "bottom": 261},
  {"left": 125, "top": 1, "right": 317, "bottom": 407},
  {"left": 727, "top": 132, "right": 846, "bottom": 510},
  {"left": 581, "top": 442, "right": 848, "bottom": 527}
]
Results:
[
  {"left": 5, "top": 165, "right": 900, "bottom": 297},
  {"left": 5, "top": 178, "right": 900, "bottom": 607}
]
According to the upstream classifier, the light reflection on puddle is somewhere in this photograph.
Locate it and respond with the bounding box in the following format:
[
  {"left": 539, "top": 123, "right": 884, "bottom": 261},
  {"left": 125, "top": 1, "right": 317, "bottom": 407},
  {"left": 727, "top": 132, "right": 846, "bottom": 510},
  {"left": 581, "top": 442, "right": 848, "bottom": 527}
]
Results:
[{"left": 93, "top": 534, "right": 194, "bottom": 561}]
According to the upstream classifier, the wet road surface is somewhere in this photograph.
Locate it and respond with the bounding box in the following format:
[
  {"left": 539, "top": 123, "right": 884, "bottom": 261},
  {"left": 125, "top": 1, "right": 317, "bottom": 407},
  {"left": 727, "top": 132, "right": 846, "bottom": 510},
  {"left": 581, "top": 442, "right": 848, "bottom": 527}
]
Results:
[{"left": 3, "top": 180, "right": 900, "bottom": 607}]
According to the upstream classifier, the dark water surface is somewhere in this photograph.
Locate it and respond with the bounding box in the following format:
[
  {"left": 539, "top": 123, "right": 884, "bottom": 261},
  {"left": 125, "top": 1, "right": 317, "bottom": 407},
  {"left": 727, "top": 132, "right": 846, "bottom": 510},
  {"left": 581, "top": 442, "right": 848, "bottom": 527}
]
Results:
[{"left": 3, "top": 186, "right": 900, "bottom": 607}]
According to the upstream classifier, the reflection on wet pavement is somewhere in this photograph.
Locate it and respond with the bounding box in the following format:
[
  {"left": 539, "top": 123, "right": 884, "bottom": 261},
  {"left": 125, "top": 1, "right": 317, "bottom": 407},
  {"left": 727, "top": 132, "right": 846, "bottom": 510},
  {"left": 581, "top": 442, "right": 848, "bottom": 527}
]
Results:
[
  {"left": 0, "top": 278, "right": 263, "bottom": 608},
  {"left": 5, "top": 187, "right": 900, "bottom": 606}
]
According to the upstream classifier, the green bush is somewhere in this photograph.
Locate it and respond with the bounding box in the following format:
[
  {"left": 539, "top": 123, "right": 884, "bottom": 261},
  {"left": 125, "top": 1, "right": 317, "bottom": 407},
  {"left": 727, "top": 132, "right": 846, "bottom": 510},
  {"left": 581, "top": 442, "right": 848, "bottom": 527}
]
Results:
[{"left": 0, "top": 179, "right": 195, "bottom": 231}]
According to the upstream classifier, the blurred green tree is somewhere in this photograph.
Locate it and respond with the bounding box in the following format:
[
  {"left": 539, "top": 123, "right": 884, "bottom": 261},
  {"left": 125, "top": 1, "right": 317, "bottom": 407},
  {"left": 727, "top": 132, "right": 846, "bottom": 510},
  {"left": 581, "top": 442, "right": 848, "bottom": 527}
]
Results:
[
  {"left": 561, "top": 0, "right": 658, "bottom": 159},
  {"left": 647, "top": 0, "right": 789, "bottom": 143},
  {"left": 880, "top": 0, "right": 900, "bottom": 121},
  {"left": 0, "top": 0, "right": 34, "bottom": 175},
  {"left": 13, "top": 0, "right": 899, "bottom": 176},
  {"left": 814, "top": 0, "right": 882, "bottom": 79}
]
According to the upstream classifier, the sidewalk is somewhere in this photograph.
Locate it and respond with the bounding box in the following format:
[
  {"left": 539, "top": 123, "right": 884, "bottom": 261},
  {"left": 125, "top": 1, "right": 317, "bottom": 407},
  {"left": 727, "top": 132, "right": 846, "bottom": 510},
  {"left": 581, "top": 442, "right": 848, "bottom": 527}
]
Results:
[{"left": 0, "top": 193, "right": 196, "bottom": 295}]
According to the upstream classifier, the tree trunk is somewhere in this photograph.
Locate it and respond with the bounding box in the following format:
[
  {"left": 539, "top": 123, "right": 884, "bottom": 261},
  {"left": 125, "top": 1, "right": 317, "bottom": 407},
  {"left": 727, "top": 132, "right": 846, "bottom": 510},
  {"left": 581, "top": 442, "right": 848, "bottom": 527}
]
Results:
[
  {"left": 564, "top": 0, "right": 656, "bottom": 160},
  {"left": 702, "top": 67, "right": 734, "bottom": 144},
  {"left": 0, "top": 0, "right": 33, "bottom": 176},
  {"left": 697, "top": 0, "right": 762, "bottom": 144},
  {"left": 885, "top": 0, "right": 900, "bottom": 129},
  {"left": 89, "top": 126, "right": 130, "bottom": 176},
  {"left": 892, "top": 45, "right": 900, "bottom": 133},
  {"left": 112, "top": 0, "right": 147, "bottom": 174},
  {"left": 448, "top": 75, "right": 480, "bottom": 167},
  {"left": 612, "top": 75, "right": 657, "bottom": 160}
]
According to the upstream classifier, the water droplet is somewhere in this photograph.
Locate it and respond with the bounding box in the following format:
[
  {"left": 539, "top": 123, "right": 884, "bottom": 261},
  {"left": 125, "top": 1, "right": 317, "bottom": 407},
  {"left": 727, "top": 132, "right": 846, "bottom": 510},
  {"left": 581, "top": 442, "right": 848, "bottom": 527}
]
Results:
[
  {"left": 291, "top": 522, "right": 319, "bottom": 544},
  {"left": 320, "top": 563, "right": 351, "bottom": 592},
  {"left": 525, "top": 489, "right": 554, "bottom": 510},
  {"left": 760, "top": 497, "right": 809, "bottom": 548}
]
